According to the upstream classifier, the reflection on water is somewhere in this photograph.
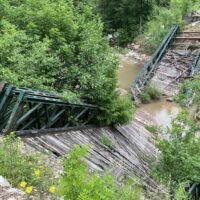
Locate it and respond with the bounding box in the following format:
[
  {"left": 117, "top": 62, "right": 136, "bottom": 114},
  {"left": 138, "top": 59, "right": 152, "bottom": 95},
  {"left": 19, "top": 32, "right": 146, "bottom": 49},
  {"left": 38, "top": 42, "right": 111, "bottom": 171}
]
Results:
[
  {"left": 139, "top": 99, "right": 181, "bottom": 127},
  {"left": 118, "top": 57, "right": 142, "bottom": 90}
]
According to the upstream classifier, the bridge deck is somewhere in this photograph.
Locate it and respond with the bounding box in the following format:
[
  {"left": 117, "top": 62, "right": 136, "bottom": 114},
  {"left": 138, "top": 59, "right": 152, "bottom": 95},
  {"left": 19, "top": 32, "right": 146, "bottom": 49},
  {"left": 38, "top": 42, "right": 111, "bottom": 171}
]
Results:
[
  {"left": 22, "top": 110, "right": 160, "bottom": 192},
  {"left": 151, "top": 27, "right": 200, "bottom": 97}
]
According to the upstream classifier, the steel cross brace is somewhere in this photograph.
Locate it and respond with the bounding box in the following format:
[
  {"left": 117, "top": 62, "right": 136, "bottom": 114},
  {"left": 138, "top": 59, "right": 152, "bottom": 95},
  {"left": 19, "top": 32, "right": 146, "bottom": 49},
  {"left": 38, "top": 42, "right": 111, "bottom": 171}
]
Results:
[{"left": 0, "top": 83, "right": 98, "bottom": 135}]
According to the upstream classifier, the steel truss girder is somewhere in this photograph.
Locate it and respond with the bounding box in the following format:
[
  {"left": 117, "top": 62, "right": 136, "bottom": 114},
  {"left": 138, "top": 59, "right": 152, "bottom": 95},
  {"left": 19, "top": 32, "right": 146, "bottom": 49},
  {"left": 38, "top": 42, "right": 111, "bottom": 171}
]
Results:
[{"left": 0, "top": 83, "right": 98, "bottom": 134}]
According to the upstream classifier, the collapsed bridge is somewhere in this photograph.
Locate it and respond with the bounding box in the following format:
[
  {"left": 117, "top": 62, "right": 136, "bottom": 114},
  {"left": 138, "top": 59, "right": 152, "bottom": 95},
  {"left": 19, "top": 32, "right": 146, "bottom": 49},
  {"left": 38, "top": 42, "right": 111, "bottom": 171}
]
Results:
[
  {"left": 0, "top": 21, "right": 200, "bottom": 198},
  {"left": 131, "top": 25, "right": 200, "bottom": 100},
  {"left": 0, "top": 83, "right": 97, "bottom": 135}
]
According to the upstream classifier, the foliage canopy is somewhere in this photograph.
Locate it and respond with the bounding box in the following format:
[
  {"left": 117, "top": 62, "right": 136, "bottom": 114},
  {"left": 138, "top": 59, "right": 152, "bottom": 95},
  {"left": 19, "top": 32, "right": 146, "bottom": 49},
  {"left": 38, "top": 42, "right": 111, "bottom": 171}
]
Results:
[
  {"left": 0, "top": 0, "right": 133, "bottom": 125},
  {"left": 97, "top": 0, "right": 168, "bottom": 45}
]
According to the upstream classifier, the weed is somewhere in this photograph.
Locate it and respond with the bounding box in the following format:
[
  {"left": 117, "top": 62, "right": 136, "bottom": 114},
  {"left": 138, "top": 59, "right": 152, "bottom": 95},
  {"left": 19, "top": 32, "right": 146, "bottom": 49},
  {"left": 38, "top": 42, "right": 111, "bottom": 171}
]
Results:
[
  {"left": 0, "top": 133, "right": 58, "bottom": 198},
  {"left": 100, "top": 135, "right": 114, "bottom": 149},
  {"left": 140, "top": 85, "right": 162, "bottom": 103},
  {"left": 145, "top": 125, "right": 160, "bottom": 133}
]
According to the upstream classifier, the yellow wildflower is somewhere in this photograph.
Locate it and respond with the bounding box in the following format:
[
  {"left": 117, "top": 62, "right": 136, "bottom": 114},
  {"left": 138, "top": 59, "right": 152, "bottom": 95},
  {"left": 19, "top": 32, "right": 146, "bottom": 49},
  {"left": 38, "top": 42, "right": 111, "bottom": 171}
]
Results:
[
  {"left": 20, "top": 181, "right": 27, "bottom": 188},
  {"left": 48, "top": 185, "right": 56, "bottom": 193},
  {"left": 34, "top": 169, "right": 41, "bottom": 176},
  {"left": 26, "top": 186, "right": 33, "bottom": 194}
]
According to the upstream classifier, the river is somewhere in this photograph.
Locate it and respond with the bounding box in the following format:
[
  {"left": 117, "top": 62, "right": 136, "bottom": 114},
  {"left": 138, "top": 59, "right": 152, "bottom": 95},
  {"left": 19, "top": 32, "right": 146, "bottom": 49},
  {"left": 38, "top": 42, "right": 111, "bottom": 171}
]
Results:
[{"left": 118, "top": 54, "right": 181, "bottom": 127}]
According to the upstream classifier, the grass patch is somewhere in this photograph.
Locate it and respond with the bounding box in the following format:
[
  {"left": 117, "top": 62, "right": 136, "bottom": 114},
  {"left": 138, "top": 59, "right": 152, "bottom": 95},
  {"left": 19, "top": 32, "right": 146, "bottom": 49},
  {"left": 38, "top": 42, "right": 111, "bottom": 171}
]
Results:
[
  {"left": 100, "top": 135, "right": 114, "bottom": 149},
  {"left": 140, "top": 85, "right": 162, "bottom": 103},
  {"left": 145, "top": 125, "right": 160, "bottom": 134}
]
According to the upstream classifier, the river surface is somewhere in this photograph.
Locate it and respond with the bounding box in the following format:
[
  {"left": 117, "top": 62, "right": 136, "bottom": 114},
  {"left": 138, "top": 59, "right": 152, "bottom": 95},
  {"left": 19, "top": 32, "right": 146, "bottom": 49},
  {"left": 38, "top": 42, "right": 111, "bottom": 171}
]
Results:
[
  {"left": 118, "top": 55, "right": 181, "bottom": 127},
  {"left": 118, "top": 57, "right": 141, "bottom": 91},
  {"left": 139, "top": 99, "right": 180, "bottom": 127}
]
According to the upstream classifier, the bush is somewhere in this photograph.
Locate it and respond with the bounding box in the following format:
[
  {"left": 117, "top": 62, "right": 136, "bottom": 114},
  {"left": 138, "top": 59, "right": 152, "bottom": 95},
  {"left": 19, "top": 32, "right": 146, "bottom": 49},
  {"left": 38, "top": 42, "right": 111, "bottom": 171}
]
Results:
[
  {"left": 97, "top": 95, "right": 135, "bottom": 125},
  {"left": 146, "top": 86, "right": 162, "bottom": 100},
  {"left": 0, "top": 133, "right": 58, "bottom": 198},
  {"left": 145, "top": 125, "right": 160, "bottom": 133},
  {"left": 58, "top": 145, "right": 143, "bottom": 200},
  {"left": 140, "top": 92, "right": 151, "bottom": 104},
  {"left": 153, "top": 112, "right": 200, "bottom": 189},
  {"left": 140, "top": 85, "right": 161, "bottom": 103},
  {"left": 59, "top": 145, "right": 115, "bottom": 200},
  {"left": 97, "top": 0, "right": 167, "bottom": 46},
  {"left": 176, "top": 75, "right": 200, "bottom": 108},
  {"left": 115, "top": 179, "right": 142, "bottom": 200}
]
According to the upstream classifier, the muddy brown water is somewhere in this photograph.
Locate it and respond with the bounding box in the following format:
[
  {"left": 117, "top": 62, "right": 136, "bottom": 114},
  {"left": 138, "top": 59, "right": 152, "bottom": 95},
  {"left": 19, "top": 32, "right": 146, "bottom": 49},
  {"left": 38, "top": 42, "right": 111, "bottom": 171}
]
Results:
[
  {"left": 118, "top": 55, "right": 181, "bottom": 127},
  {"left": 139, "top": 99, "right": 180, "bottom": 128},
  {"left": 118, "top": 56, "right": 141, "bottom": 91}
]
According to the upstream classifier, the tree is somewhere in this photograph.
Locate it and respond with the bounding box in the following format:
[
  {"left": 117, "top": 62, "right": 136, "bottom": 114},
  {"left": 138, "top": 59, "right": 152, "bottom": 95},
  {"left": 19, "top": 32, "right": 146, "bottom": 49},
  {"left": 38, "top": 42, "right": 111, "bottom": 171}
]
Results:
[
  {"left": 0, "top": 0, "right": 133, "bottom": 125},
  {"left": 97, "top": 0, "right": 166, "bottom": 45}
]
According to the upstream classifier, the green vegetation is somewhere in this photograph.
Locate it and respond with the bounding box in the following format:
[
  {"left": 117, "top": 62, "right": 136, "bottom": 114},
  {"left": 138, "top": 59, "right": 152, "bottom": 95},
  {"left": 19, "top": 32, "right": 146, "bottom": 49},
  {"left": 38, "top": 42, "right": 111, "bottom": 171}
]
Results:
[
  {"left": 59, "top": 145, "right": 142, "bottom": 200},
  {"left": 100, "top": 135, "right": 114, "bottom": 149},
  {"left": 89, "top": 0, "right": 200, "bottom": 48},
  {"left": 176, "top": 75, "right": 200, "bottom": 108},
  {"left": 144, "top": 0, "right": 200, "bottom": 49},
  {"left": 0, "top": 0, "right": 133, "bottom": 125},
  {"left": 115, "top": 179, "right": 142, "bottom": 200},
  {"left": 97, "top": 0, "right": 166, "bottom": 45},
  {"left": 153, "top": 112, "right": 200, "bottom": 195},
  {"left": 0, "top": 134, "right": 143, "bottom": 199},
  {"left": 140, "top": 85, "right": 162, "bottom": 103},
  {"left": 145, "top": 125, "right": 160, "bottom": 134},
  {"left": 0, "top": 133, "right": 57, "bottom": 198}
]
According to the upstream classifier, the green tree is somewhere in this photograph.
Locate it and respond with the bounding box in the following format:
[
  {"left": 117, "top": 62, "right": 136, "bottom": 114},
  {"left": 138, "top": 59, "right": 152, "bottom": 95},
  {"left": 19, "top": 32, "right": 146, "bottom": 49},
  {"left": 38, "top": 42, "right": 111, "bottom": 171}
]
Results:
[
  {"left": 0, "top": 0, "right": 133, "bottom": 125},
  {"left": 97, "top": 0, "right": 166, "bottom": 45}
]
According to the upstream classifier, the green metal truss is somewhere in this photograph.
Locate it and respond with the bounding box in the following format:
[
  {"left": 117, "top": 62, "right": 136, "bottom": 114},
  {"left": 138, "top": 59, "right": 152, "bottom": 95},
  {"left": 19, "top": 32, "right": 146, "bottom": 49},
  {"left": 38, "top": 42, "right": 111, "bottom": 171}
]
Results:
[
  {"left": 0, "top": 83, "right": 98, "bottom": 135},
  {"left": 191, "top": 48, "right": 200, "bottom": 76},
  {"left": 131, "top": 25, "right": 179, "bottom": 100}
]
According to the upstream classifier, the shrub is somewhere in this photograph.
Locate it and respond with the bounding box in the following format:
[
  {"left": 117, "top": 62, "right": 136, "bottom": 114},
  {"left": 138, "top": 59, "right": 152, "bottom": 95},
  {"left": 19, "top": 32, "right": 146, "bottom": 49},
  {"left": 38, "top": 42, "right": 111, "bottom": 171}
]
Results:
[
  {"left": 97, "top": 95, "right": 135, "bottom": 125},
  {"left": 58, "top": 145, "right": 143, "bottom": 200},
  {"left": 176, "top": 75, "right": 200, "bottom": 109},
  {"left": 153, "top": 112, "right": 200, "bottom": 189},
  {"left": 140, "top": 85, "right": 161, "bottom": 103},
  {"left": 140, "top": 92, "right": 151, "bottom": 104},
  {"left": 58, "top": 145, "right": 116, "bottom": 200},
  {"left": 145, "top": 86, "right": 162, "bottom": 100},
  {"left": 145, "top": 125, "right": 160, "bottom": 133},
  {"left": 115, "top": 179, "right": 142, "bottom": 200},
  {"left": 0, "top": 133, "right": 58, "bottom": 198},
  {"left": 97, "top": 0, "right": 166, "bottom": 46}
]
